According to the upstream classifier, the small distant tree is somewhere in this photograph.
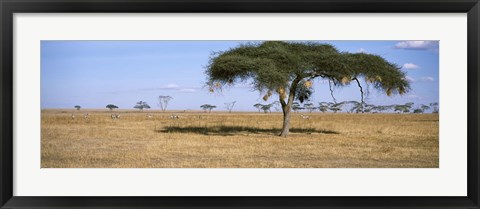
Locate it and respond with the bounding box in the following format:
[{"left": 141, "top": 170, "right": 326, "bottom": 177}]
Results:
[
  {"left": 74, "top": 105, "right": 81, "bottom": 111},
  {"left": 329, "top": 106, "right": 341, "bottom": 113},
  {"left": 318, "top": 102, "right": 329, "bottom": 113},
  {"left": 374, "top": 105, "right": 394, "bottom": 113},
  {"left": 329, "top": 102, "right": 344, "bottom": 113},
  {"left": 421, "top": 104, "right": 430, "bottom": 112},
  {"left": 304, "top": 103, "right": 316, "bottom": 113},
  {"left": 430, "top": 102, "right": 439, "bottom": 113},
  {"left": 292, "top": 102, "right": 302, "bottom": 113},
  {"left": 261, "top": 104, "right": 273, "bottom": 113},
  {"left": 106, "top": 104, "right": 119, "bottom": 111},
  {"left": 364, "top": 104, "right": 376, "bottom": 113},
  {"left": 253, "top": 103, "right": 263, "bottom": 112},
  {"left": 200, "top": 104, "right": 216, "bottom": 113},
  {"left": 225, "top": 101, "right": 236, "bottom": 113},
  {"left": 344, "top": 101, "right": 360, "bottom": 113},
  {"left": 134, "top": 101, "right": 151, "bottom": 112},
  {"left": 158, "top": 96, "right": 173, "bottom": 112},
  {"left": 413, "top": 108, "right": 424, "bottom": 113},
  {"left": 394, "top": 102, "right": 413, "bottom": 113}
]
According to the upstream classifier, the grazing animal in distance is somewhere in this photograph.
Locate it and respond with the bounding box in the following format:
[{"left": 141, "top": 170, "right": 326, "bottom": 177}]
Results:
[
  {"left": 71, "top": 114, "right": 75, "bottom": 120},
  {"left": 170, "top": 114, "right": 179, "bottom": 119},
  {"left": 146, "top": 114, "right": 153, "bottom": 119},
  {"left": 111, "top": 113, "right": 120, "bottom": 120},
  {"left": 300, "top": 114, "right": 310, "bottom": 119},
  {"left": 83, "top": 113, "right": 89, "bottom": 119}
]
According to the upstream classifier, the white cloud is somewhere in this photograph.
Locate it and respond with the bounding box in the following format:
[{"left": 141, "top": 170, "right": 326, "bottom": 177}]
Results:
[
  {"left": 402, "top": 63, "right": 420, "bottom": 69},
  {"left": 179, "top": 88, "right": 196, "bottom": 93},
  {"left": 404, "top": 76, "right": 416, "bottom": 82},
  {"left": 357, "top": 48, "right": 366, "bottom": 53},
  {"left": 394, "top": 41, "right": 438, "bottom": 50},
  {"left": 420, "top": 77, "right": 434, "bottom": 82},
  {"left": 164, "top": 83, "right": 180, "bottom": 89}
]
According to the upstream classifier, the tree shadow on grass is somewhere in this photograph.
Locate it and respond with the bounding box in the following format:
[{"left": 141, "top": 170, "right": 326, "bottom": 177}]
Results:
[{"left": 156, "top": 125, "right": 339, "bottom": 136}]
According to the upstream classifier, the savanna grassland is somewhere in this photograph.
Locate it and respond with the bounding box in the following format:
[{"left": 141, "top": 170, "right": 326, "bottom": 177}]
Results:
[{"left": 41, "top": 109, "right": 439, "bottom": 168}]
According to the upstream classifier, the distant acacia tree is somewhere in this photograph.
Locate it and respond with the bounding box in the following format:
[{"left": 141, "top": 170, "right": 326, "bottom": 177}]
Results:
[
  {"left": 225, "top": 101, "right": 236, "bottom": 113},
  {"left": 134, "top": 101, "right": 151, "bottom": 111},
  {"left": 413, "top": 108, "right": 423, "bottom": 113},
  {"left": 106, "top": 104, "right": 118, "bottom": 111},
  {"left": 329, "top": 106, "right": 341, "bottom": 113},
  {"left": 253, "top": 103, "right": 263, "bottom": 112},
  {"left": 421, "top": 104, "right": 430, "bottom": 112},
  {"left": 413, "top": 104, "right": 431, "bottom": 114},
  {"left": 261, "top": 104, "right": 273, "bottom": 113},
  {"left": 373, "top": 105, "right": 394, "bottom": 113},
  {"left": 394, "top": 102, "right": 414, "bottom": 113},
  {"left": 74, "top": 105, "right": 81, "bottom": 111},
  {"left": 200, "top": 104, "right": 216, "bottom": 113},
  {"left": 318, "top": 102, "right": 329, "bottom": 113},
  {"left": 430, "top": 102, "right": 439, "bottom": 113},
  {"left": 292, "top": 102, "right": 302, "bottom": 113},
  {"left": 304, "top": 103, "right": 316, "bottom": 113},
  {"left": 328, "top": 102, "right": 344, "bottom": 113},
  {"left": 345, "top": 101, "right": 361, "bottom": 113},
  {"left": 158, "top": 96, "right": 173, "bottom": 112},
  {"left": 206, "top": 41, "right": 409, "bottom": 136}
]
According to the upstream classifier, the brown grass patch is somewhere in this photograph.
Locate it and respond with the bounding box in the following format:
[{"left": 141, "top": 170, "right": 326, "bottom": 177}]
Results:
[{"left": 41, "top": 109, "right": 439, "bottom": 168}]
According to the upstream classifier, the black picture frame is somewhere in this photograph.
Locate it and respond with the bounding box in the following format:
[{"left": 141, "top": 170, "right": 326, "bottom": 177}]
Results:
[{"left": 1, "top": 0, "right": 479, "bottom": 208}]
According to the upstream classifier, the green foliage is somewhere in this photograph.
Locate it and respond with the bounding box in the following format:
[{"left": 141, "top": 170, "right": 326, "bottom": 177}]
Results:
[
  {"left": 206, "top": 41, "right": 409, "bottom": 98},
  {"left": 200, "top": 104, "right": 216, "bottom": 113},
  {"left": 394, "top": 103, "right": 413, "bottom": 113},
  {"left": 74, "top": 105, "right": 81, "bottom": 111},
  {"left": 413, "top": 109, "right": 424, "bottom": 114},
  {"left": 253, "top": 103, "right": 263, "bottom": 112},
  {"left": 134, "top": 101, "right": 150, "bottom": 111},
  {"left": 106, "top": 104, "right": 119, "bottom": 111},
  {"left": 318, "top": 102, "right": 329, "bottom": 113},
  {"left": 430, "top": 102, "right": 439, "bottom": 113},
  {"left": 261, "top": 104, "right": 273, "bottom": 113},
  {"left": 303, "top": 103, "right": 316, "bottom": 113},
  {"left": 292, "top": 102, "right": 302, "bottom": 112}
]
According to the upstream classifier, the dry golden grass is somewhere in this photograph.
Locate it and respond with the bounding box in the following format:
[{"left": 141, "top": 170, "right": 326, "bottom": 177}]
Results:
[{"left": 41, "top": 109, "right": 438, "bottom": 168}]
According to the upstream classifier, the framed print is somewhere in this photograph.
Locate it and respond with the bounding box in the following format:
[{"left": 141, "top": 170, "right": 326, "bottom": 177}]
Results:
[{"left": 1, "top": 0, "right": 479, "bottom": 208}]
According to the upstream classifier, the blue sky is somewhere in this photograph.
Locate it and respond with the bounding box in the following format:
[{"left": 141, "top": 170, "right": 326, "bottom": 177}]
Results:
[{"left": 41, "top": 40, "right": 439, "bottom": 111}]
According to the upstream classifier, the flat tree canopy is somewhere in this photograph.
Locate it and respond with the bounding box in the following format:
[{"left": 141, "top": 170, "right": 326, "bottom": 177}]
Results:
[{"left": 206, "top": 41, "right": 410, "bottom": 136}]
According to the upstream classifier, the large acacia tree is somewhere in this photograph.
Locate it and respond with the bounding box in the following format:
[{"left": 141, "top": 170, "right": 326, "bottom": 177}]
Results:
[{"left": 206, "top": 41, "right": 409, "bottom": 137}]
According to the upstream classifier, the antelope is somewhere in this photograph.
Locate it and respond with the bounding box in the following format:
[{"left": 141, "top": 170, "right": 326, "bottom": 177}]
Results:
[
  {"left": 300, "top": 114, "right": 310, "bottom": 119},
  {"left": 111, "top": 113, "right": 120, "bottom": 120},
  {"left": 83, "top": 113, "right": 89, "bottom": 119},
  {"left": 146, "top": 114, "right": 153, "bottom": 119},
  {"left": 170, "top": 114, "right": 179, "bottom": 119},
  {"left": 71, "top": 114, "right": 75, "bottom": 119}
]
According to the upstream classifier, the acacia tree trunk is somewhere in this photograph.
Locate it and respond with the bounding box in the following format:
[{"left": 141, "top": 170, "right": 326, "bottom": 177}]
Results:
[
  {"left": 279, "top": 76, "right": 301, "bottom": 137},
  {"left": 279, "top": 104, "right": 292, "bottom": 137}
]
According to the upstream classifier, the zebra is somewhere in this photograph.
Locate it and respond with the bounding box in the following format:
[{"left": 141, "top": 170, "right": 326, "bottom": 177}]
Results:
[
  {"left": 71, "top": 114, "right": 75, "bottom": 120},
  {"left": 111, "top": 113, "right": 120, "bottom": 120},
  {"left": 170, "top": 114, "right": 179, "bottom": 119},
  {"left": 83, "top": 113, "right": 89, "bottom": 120},
  {"left": 300, "top": 114, "right": 310, "bottom": 119}
]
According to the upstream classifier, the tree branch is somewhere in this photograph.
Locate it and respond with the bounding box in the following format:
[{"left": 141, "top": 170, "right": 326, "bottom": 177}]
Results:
[
  {"left": 328, "top": 79, "right": 337, "bottom": 104},
  {"left": 284, "top": 76, "right": 303, "bottom": 111},
  {"left": 353, "top": 77, "right": 365, "bottom": 113}
]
